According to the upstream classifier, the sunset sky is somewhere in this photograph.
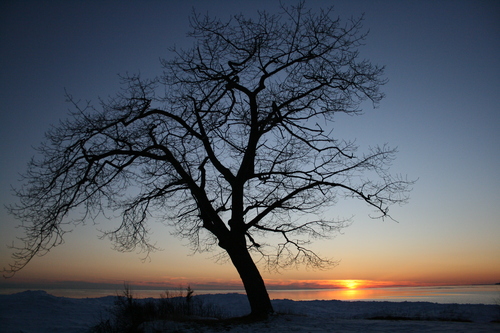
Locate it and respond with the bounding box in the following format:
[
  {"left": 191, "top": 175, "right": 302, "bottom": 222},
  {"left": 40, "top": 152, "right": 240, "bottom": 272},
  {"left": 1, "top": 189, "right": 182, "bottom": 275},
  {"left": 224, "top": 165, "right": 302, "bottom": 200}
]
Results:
[{"left": 1, "top": 0, "right": 499, "bottom": 292}]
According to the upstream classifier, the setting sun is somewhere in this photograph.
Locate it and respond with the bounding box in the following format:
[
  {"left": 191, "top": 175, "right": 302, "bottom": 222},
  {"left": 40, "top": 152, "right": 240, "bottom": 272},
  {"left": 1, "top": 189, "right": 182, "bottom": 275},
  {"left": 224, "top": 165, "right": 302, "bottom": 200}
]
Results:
[{"left": 340, "top": 280, "right": 361, "bottom": 289}]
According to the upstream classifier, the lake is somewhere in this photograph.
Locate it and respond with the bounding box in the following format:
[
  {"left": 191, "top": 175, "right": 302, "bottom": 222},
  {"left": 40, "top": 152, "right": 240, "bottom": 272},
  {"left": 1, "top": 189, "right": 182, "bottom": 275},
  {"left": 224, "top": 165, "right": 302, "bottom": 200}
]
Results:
[
  {"left": 267, "top": 285, "right": 500, "bottom": 304},
  {"left": 1, "top": 285, "right": 498, "bottom": 304}
]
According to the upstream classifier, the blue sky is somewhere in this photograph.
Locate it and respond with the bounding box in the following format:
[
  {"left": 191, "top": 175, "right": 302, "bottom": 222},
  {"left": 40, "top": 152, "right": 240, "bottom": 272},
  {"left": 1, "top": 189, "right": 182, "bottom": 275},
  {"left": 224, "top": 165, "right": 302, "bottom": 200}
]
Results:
[{"left": 1, "top": 0, "right": 499, "bottom": 289}]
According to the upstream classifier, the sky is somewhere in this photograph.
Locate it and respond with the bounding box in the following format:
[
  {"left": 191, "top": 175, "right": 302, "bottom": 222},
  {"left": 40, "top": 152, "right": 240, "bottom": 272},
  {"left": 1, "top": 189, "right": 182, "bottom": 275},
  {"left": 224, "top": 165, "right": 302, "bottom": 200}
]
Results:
[{"left": 1, "top": 0, "right": 499, "bottom": 292}]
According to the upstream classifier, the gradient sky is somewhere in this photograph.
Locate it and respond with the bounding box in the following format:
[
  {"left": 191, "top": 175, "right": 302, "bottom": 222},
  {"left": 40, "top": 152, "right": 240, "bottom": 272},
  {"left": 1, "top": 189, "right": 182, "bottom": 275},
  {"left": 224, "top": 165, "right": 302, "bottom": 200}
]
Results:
[{"left": 1, "top": 0, "right": 499, "bottom": 291}]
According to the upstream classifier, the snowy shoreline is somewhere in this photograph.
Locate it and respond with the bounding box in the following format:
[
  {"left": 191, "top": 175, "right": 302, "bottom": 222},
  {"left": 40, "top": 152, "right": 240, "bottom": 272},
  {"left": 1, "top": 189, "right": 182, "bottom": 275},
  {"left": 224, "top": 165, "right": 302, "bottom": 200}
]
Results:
[{"left": 1, "top": 290, "right": 499, "bottom": 332}]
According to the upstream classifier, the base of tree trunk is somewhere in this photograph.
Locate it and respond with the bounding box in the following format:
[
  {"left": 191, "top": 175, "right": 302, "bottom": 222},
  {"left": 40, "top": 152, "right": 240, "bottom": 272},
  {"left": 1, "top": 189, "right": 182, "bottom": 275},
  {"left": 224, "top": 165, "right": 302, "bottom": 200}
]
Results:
[{"left": 224, "top": 241, "right": 274, "bottom": 318}]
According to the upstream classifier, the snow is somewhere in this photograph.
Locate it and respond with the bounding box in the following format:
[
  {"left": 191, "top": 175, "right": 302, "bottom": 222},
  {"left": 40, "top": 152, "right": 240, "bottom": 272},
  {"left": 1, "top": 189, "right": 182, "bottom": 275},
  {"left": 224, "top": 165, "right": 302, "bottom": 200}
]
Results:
[{"left": 1, "top": 290, "right": 499, "bottom": 332}]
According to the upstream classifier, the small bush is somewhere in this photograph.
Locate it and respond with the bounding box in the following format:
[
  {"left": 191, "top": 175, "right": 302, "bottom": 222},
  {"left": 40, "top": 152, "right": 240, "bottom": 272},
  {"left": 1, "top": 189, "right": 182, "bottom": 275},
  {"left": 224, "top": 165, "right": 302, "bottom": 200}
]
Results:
[
  {"left": 493, "top": 291, "right": 500, "bottom": 323},
  {"left": 90, "top": 284, "right": 224, "bottom": 333}
]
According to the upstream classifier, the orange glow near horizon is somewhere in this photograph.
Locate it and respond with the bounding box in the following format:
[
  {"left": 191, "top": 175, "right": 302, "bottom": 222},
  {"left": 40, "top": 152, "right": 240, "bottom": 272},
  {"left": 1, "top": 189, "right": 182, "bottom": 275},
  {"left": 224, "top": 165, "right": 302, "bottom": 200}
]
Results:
[
  {"left": 118, "top": 277, "right": 482, "bottom": 290},
  {"left": 338, "top": 280, "right": 362, "bottom": 289},
  {"left": 259, "top": 279, "right": 459, "bottom": 291}
]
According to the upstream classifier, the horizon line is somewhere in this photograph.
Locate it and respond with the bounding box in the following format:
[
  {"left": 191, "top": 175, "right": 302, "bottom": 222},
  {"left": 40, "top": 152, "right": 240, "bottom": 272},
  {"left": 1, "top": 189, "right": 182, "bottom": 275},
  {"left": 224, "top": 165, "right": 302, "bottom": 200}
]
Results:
[{"left": 1, "top": 279, "right": 497, "bottom": 291}]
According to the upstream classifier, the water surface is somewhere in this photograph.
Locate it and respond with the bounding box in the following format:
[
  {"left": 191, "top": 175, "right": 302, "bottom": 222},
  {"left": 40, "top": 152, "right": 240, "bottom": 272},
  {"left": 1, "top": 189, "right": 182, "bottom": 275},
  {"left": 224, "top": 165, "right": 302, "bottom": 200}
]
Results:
[{"left": 1, "top": 285, "right": 498, "bottom": 304}]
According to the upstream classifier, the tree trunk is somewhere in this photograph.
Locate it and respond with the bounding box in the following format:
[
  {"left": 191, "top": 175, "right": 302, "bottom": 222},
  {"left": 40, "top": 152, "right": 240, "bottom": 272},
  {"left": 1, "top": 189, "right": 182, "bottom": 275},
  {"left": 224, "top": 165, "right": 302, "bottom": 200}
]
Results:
[{"left": 225, "top": 242, "right": 274, "bottom": 319}]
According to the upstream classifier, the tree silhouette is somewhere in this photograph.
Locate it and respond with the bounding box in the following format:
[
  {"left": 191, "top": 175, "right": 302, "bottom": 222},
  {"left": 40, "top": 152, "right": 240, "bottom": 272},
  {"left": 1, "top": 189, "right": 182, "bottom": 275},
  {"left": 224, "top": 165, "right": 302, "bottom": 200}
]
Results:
[{"left": 5, "top": 3, "right": 413, "bottom": 318}]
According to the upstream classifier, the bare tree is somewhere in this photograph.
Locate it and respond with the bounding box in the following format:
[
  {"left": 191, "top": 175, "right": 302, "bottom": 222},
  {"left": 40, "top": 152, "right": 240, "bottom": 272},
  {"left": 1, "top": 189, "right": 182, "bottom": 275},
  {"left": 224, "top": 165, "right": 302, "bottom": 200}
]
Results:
[{"left": 5, "top": 3, "right": 413, "bottom": 318}]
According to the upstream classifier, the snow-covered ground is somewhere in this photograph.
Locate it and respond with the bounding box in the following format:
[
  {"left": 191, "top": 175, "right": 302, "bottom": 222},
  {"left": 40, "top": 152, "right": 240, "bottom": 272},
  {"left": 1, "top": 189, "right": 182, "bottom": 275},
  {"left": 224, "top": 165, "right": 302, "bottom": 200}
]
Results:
[{"left": 1, "top": 290, "right": 499, "bottom": 332}]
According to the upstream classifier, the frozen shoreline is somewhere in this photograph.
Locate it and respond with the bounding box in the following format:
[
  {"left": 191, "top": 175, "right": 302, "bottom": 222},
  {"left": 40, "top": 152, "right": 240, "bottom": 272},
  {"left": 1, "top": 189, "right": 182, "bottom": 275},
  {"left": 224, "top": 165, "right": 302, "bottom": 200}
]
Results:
[{"left": 1, "top": 290, "right": 499, "bottom": 332}]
